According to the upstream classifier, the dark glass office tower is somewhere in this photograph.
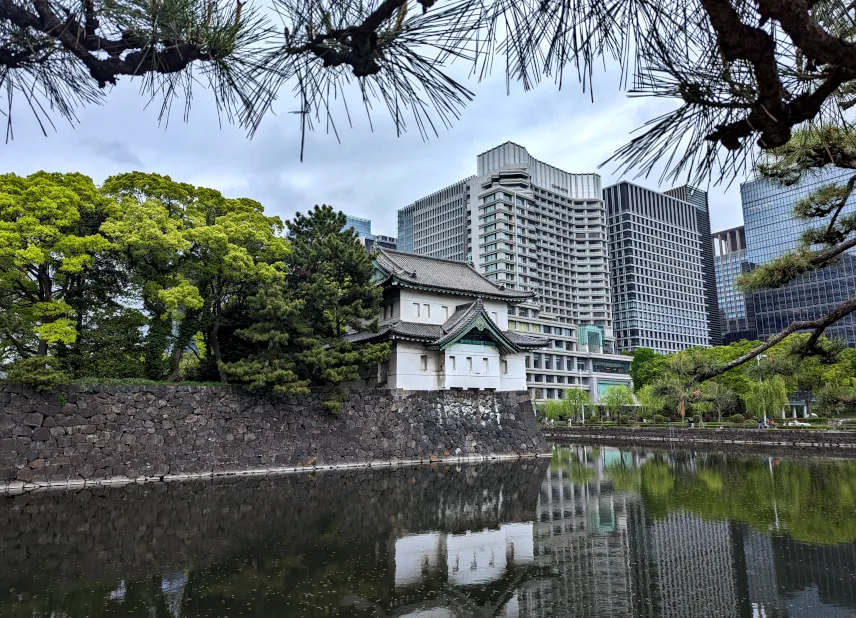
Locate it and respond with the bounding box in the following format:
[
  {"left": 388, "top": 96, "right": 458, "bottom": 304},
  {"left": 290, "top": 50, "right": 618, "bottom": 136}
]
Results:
[
  {"left": 605, "top": 182, "right": 719, "bottom": 354},
  {"left": 741, "top": 168, "right": 856, "bottom": 346},
  {"left": 712, "top": 226, "right": 757, "bottom": 343},
  {"left": 664, "top": 185, "right": 722, "bottom": 345}
]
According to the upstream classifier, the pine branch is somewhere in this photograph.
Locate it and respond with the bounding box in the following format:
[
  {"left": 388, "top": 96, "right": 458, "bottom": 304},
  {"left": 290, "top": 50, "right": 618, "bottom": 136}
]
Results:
[{"left": 699, "top": 296, "right": 856, "bottom": 380}]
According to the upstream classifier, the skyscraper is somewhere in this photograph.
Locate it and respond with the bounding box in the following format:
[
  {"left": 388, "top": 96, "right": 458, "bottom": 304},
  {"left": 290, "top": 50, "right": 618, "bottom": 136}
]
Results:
[
  {"left": 397, "top": 142, "right": 631, "bottom": 402},
  {"left": 604, "top": 182, "right": 718, "bottom": 354},
  {"left": 344, "top": 214, "right": 398, "bottom": 251},
  {"left": 712, "top": 226, "right": 757, "bottom": 343},
  {"left": 344, "top": 214, "right": 372, "bottom": 238},
  {"left": 741, "top": 168, "right": 856, "bottom": 345}
]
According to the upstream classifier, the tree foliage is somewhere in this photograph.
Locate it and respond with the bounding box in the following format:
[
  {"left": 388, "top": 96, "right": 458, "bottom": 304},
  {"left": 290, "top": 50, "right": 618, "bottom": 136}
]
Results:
[
  {"left": 601, "top": 385, "right": 635, "bottom": 421},
  {"left": 3, "top": 0, "right": 855, "bottom": 177},
  {"left": 223, "top": 206, "right": 389, "bottom": 409},
  {"left": 1, "top": 172, "right": 386, "bottom": 401}
]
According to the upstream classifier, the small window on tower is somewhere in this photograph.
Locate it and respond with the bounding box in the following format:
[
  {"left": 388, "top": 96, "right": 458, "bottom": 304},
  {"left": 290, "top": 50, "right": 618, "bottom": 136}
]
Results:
[
  {"left": 450, "top": 356, "right": 456, "bottom": 371},
  {"left": 466, "top": 357, "right": 473, "bottom": 371},
  {"left": 413, "top": 303, "right": 420, "bottom": 317},
  {"left": 501, "top": 360, "right": 508, "bottom": 375},
  {"left": 421, "top": 356, "right": 428, "bottom": 371}
]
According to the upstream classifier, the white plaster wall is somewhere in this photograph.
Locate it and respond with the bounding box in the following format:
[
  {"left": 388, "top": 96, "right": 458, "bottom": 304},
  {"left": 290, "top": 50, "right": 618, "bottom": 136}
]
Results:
[
  {"left": 396, "top": 289, "right": 509, "bottom": 329},
  {"left": 499, "top": 354, "right": 527, "bottom": 392},
  {"left": 442, "top": 343, "right": 501, "bottom": 391},
  {"left": 388, "top": 341, "right": 441, "bottom": 390}
]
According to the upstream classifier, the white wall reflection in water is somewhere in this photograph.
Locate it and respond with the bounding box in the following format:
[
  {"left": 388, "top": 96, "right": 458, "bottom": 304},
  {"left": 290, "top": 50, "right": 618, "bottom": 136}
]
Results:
[{"left": 394, "top": 523, "right": 534, "bottom": 589}]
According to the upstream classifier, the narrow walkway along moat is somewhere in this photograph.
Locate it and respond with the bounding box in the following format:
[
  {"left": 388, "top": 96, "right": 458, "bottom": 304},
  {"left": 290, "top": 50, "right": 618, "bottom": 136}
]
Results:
[{"left": 3, "top": 444, "right": 856, "bottom": 617}]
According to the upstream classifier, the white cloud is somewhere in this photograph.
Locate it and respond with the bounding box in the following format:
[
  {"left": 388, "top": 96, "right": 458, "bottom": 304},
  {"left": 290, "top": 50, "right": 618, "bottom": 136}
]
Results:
[{"left": 2, "top": 64, "right": 747, "bottom": 237}]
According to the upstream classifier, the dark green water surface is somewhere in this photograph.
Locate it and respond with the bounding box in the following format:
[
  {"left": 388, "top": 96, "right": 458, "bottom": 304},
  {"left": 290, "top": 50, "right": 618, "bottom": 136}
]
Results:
[{"left": 3, "top": 444, "right": 856, "bottom": 617}]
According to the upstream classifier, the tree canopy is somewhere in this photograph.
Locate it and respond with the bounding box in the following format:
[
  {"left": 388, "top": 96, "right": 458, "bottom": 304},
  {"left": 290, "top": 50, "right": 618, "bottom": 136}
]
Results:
[{"left": 0, "top": 171, "right": 387, "bottom": 401}]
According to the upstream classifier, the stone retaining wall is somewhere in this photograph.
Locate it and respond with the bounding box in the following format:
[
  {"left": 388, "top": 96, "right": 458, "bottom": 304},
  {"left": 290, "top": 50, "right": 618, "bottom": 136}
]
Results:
[
  {"left": 0, "top": 385, "right": 548, "bottom": 491},
  {"left": 546, "top": 426, "right": 856, "bottom": 451}
]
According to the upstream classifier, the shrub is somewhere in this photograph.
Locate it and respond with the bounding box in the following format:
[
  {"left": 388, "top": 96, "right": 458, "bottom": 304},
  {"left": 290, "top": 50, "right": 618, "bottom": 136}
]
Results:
[
  {"left": 654, "top": 414, "right": 665, "bottom": 423},
  {"left": 3, "top": 357, "right": 70, "bottom": 390},
  {"left": 729, "top": 414, "right": 745, "bottom": 423},
  {"left": 588, "top": 414, "right": 599, "bottom": 423},
  {"left": 692, "top": 414, "right": 701, "bottom": 425}
]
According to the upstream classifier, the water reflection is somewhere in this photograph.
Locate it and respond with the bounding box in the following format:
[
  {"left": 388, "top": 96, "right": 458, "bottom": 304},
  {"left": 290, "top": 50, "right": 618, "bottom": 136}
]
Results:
[{"left": 2, "top": 447, "right": 856, "bottom": 617}]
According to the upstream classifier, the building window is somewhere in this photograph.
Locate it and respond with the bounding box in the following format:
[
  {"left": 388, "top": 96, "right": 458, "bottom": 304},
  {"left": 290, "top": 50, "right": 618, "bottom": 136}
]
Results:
[
  {"left": 413, "top": 303, "right": 420, "bottom": 317},
  {"left": 483, "top": 358, "right": 489, "bottom": 372},
  {"left": 501, "top": 360, "right": 508, "bottom": 375},
  {"left": 421, "top": 356, "right": 428, "bottom": 371},
  {"left": 423, "top": 303, "right": 430, "bottom": 318},
  {"left": 491, "top": 311, "right": 498, "bottom": 323},
  {"left": 450, "top": 356, "right": 456, "bottom": 371},
  {"left": 442, "top": 306, "right": 449, "bottom": 320},
  {"left": 466, "top": 357, "right": 473, "bottom": 371}
]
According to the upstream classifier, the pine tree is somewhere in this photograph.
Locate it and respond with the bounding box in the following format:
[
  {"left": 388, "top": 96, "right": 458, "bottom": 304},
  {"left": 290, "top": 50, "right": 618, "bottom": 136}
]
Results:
[{"left": 225, "top": 206, "right": 389, "bottom": 410}]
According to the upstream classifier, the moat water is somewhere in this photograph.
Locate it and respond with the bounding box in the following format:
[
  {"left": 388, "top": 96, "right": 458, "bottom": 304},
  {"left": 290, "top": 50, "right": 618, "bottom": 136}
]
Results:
[{"left": 2, "top": 444, "right": 856, "bottom": 617}]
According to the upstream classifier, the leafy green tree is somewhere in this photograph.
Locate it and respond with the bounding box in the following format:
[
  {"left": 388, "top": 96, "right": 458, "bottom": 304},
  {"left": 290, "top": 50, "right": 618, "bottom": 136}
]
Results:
[
  {"left": 101, "top": 172, "right": 289, "bottom": 382},
  {"left": 601, "top": 385, "right": 635, "bottom": 422},
  {"left": 636, "top": 384, "right": 664, "bottom": 420},
  {"left": 629, "top": 348, "right": 668, "bottom": 390},
  {"left": 745, "top": 376, "right": 789, "bottom": 423},
  {"left": 0, "top": 172, "right": 116, "bottom": 385},
  {"left": 700, "top": 382, "right": 739, "bottom": 423},
  {"left": 562, "top": 387, "right": 592, "bottom": 423},
  {"left": 225, "top": 206, "right": 389, "bottom": 410}
]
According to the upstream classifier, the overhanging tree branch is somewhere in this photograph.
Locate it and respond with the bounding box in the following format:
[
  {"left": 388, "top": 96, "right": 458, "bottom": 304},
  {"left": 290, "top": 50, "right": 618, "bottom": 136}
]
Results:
[{"left": 699, "top": 297, "right": 856, "bottom": 379}]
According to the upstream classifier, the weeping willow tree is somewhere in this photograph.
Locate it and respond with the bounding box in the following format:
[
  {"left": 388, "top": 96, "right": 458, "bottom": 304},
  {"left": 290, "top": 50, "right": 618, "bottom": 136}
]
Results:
[{"left": 2, "top": 0, "right": 856, "bottom": 170}]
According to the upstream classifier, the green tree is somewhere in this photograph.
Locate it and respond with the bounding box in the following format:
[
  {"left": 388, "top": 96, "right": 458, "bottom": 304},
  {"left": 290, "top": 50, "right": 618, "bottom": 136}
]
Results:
[
  {"left": 630, "top": 348, "right": 668, "bottom": 390},
  {"left": 562, "top": 387, "right": 592, "bottom": 423},
  {"left": 0, "top": 172, "right": 116, "bottom": 385},
  {"left": 636, "top": 384, "right": 664, "bottom": 420},
  {"left": 601, "top": 385, "right": 635, "bottom": 422},
  {"left": 225, "top": 206, "right": 389, "bottom": 410},
  {"left": 700, "top": 382, "right": 739, "bottom": 423},
  {"left": 102, "top": 172, "right": 289, "bottom": 382},
  {"left": 745, "top": 376, "right": 790, "bottom": 423}
]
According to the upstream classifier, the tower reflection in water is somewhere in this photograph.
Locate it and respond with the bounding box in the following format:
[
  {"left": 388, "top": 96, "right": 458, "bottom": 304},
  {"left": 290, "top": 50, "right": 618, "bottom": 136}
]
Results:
[{"left": 3, "top": 447, "right": 856, "bottom": 617}]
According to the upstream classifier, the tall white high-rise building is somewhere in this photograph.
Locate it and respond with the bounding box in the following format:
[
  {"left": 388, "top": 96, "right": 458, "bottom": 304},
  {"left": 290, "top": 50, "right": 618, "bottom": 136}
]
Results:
[{"left": 397, "top": 142, "right": 632, "bottom": 402}]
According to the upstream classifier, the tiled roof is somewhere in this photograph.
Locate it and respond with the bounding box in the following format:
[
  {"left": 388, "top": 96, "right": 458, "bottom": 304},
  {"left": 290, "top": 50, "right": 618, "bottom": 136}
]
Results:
[
  {"left": 506, "top": 331, "right": 549, "bottom": 349},
  {"left": 432, "top": 299, "right": 485, "bottom": 348},
  {"left": 375, "top": 249, "right": 533, "bottom": 302},
  {"left": 343, "top": 321, "right": 443, "bottom": 344}
]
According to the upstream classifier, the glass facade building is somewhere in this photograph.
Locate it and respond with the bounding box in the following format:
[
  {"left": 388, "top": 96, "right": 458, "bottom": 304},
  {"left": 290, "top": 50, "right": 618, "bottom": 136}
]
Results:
[
  {"left": 741, "top": 168, "right": 856, "bottom": 345},
  {"left": 344, "top": 215, "right": 397, "bottom": 251},
  {"left": 605, "top": 182, "right": 718, "bottom": 354},
  {"left": 712, "top": 226, "right": 757, "bottom": 343},
  {"left": 344, "top": 215, "right": 372, "bottom": 238}
]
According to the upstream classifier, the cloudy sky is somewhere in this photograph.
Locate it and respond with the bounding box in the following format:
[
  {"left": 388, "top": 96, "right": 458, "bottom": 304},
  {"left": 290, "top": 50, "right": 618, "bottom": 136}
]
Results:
[{"left": 3, "top": 63, "right": 746, "bottom": 238}]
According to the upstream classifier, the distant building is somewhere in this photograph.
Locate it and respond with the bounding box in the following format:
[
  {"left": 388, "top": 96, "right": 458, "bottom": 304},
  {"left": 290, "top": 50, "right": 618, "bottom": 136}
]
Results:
[
  {"left": 345, "top": 249, "right": 545, "bottom": 391},
  {"left": 397, "top": 142, "right": 631, "bottom": 402},
  {"left": 344, "top": 214, "right": 372, "bottom": 237},
  {"left": 344, "top": 214, "right": 398, "bottom": 252},
  {"left": 364, "top": 234, "right": 397, "bottom": 252},
  {"left": 741, "top": 168, "right": 856, "bottom": 345},
  {"left": 712, "top": 226, "right": 757, "bottom": 343},
  {"left": 605, "top": 182, "right": 719, "bottom": 354}
]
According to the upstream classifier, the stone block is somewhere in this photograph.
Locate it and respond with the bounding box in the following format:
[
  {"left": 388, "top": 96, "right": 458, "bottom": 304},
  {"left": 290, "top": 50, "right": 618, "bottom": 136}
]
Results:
[
  {"left": 31, "top": 427, "right": 51, "bottom": 442},
  {"left": 22, "top": 413, "right": 44, "bottom": 427}
]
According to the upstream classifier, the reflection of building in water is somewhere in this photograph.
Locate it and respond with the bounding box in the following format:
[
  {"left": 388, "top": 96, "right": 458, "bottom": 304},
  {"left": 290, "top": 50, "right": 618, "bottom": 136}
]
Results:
[
  {"left": 394, "top": 524, "right": 535, "bottom": 589},
  {"left": 518, "top": 456, "right": 638, "bottom": 617},
  {"left": 743, "top": 528, "right": 856, "bottom": 618},
  {"left": 647, "top": 513, "right": 740, "bottom": 617}
]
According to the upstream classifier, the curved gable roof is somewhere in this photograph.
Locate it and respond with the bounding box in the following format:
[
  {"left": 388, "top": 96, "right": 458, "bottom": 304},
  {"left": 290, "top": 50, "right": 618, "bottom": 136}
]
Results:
[{"left": 375, "top": 249, "right": 533, "bottom": 302}]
